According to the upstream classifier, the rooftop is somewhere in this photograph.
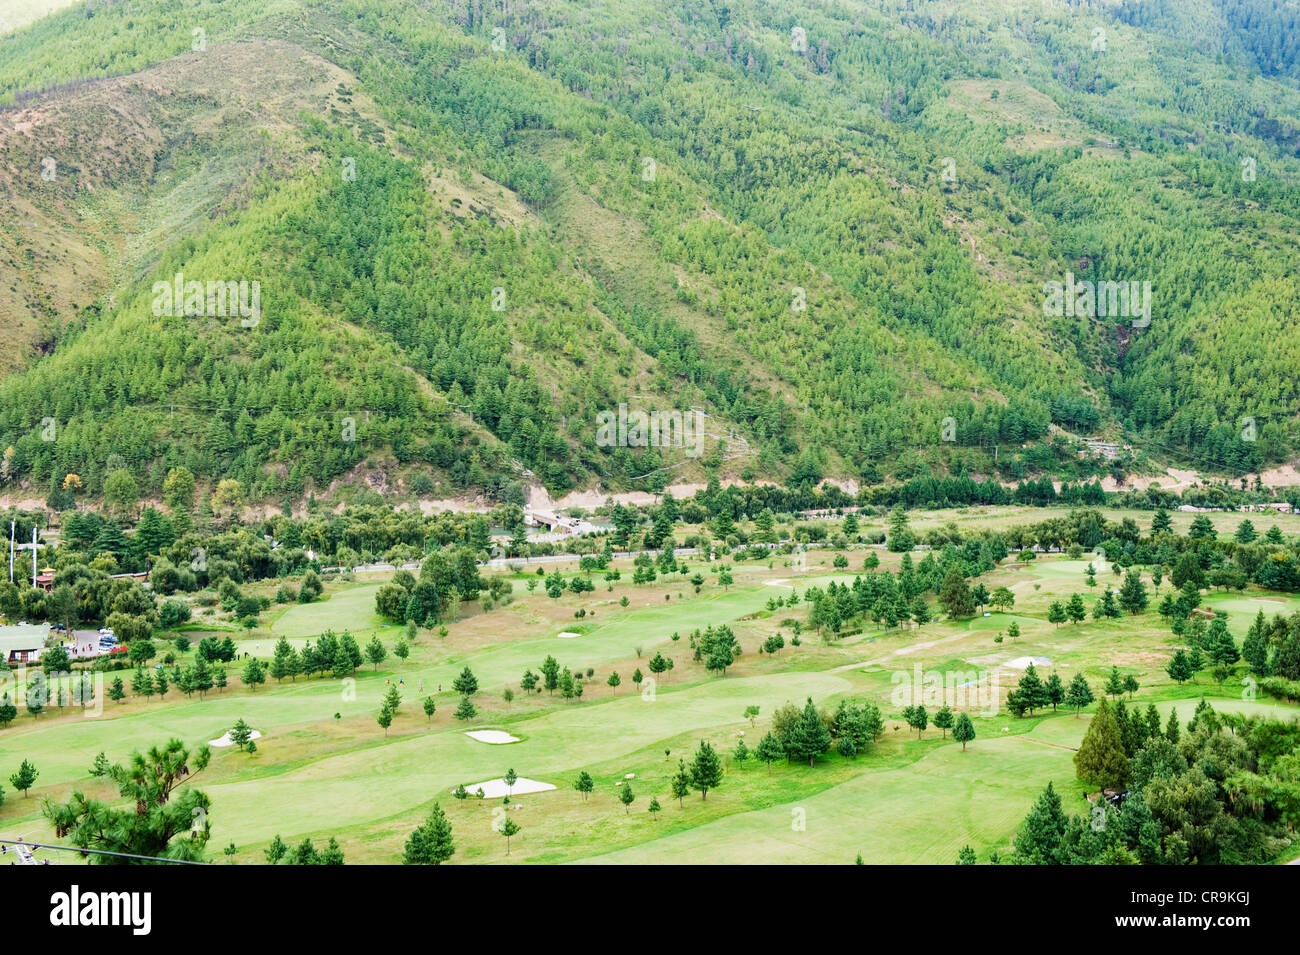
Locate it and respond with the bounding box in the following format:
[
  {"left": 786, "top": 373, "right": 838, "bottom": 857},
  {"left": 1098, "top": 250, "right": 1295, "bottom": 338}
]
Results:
[{"left": 0, "top": 623, "right": 49, "bottom": 654}]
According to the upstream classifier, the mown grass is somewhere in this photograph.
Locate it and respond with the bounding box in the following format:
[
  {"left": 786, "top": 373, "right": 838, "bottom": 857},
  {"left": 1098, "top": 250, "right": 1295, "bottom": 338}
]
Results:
[{"left": 2, "top": 522, "right": 1296, "bottom": 864}]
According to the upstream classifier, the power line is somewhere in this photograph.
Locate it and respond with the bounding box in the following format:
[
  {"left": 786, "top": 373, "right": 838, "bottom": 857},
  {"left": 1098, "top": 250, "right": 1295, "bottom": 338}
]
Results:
[{"left": 0, "top": 837, "right": 210, "bottom": 866}]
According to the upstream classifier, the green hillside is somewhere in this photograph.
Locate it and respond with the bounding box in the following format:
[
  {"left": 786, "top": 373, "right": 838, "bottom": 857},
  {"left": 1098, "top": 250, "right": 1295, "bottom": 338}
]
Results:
[{"left": 1, "top": 0, "right": 1297, "bottom": 506}]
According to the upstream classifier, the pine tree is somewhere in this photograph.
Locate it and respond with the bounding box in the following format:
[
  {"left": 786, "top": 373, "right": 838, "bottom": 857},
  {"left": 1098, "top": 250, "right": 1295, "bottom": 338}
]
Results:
[
  {"left": 1065, "top": 672, "right": 1095, "bottom": 715},
  {"left": 1118, "top": 570, "right": 1148, "bottom": 615},
  {"left": 1242, "top": 609, "right": 1270, "bottom": 676},
  {"left": 899, "top": 592, "right": 928, "bottom": 627},
  {"left": 903, "top": 704, "right": 929, "bottom": 737},
  {"left": 230, "top": 718, "right": 254, "bottom": 752},
  {"left": 9, "top": 759, "right": 38, "bottom": 797},
  {"left": 937, "top": 566, "right": 975, "bottom": 618},
  {"left": 689, "top": 741, "right": 724, "bottom": 798},
  {"left": 1009, "top": 664, "right": 1048, "bottom": 715},
  {"left": 933, "top": 704, "right": 954, "bottom": 738},
  {"left": 1044, "top": 672, "right": 1065, "bottom": 711},
  {"left": 270, "top": 636, "right": 298, "bottom": 682},
  {"left": 1145, "top": 703, "right": 1161, "bottom": 740},
  {"left": 1166, "top": 649, "right": 1194, "bottom": 685},
  {"left": 953, "top": 712, "right": 975, "bottom": 751},
  {"left": 671, "top": 759, "right": 692, "bottom": 805},
  {"left": 243, "top": 657, "right": 265, "bottom": 691},
  {"left": 1047, "top": 601, "right": 1067, "bottom": 627},
  {"left": 498, "top": 816, "right": 520, "bottom": 855},
  {"left": 1074, "top": 699, "right": 1129, "bottom": 791},
  {"left": 754, "top": 731, "right": 784, "bottom": 770},
  {"left": 1012, "top": 782, "right": 1068, "bottom": 865},
  {"left": 540, "top": 656, "right": 560, "bottom": 694},
  {"left": 786, "top": 697, "right": 832, "bottom": 765},
  {"left": 452, "top": 666, "right": 478, "bottom": 695},
  {"left": 404, "top": 802, "right": 454, "bottom": 864},
  {"left": 366, "top": 637, "right": 387, "bottom": 670},
  {"left": 1094, "top": 590, "right": 1121, "bottom": 620},
  {"left": 1205, "top": 618, "right": 1239, "bottom": 667},
  {"left": 265, "top": 834, "right": 288, "bottom": 864}
]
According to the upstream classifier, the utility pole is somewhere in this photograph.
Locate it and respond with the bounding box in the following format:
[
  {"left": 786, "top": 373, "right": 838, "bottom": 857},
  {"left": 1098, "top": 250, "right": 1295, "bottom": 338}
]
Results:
[
  {"left": 8, "top": 519, "right": 13, "bottom": 583},
  {"left": 31, "top": 526, "right": 37, "bottom": 589}
]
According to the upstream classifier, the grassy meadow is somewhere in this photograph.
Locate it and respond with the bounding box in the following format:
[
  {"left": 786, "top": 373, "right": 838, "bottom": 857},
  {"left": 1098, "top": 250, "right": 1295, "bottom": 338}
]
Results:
[{"left": 3, "top": 507, "right": 1298, "bottom": 864}]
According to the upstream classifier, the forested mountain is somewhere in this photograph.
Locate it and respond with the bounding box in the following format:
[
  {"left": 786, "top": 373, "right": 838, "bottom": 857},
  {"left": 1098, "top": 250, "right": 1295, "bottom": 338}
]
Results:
[{"left": 0, "top": 0, "right": 1297, "bottom": 506}]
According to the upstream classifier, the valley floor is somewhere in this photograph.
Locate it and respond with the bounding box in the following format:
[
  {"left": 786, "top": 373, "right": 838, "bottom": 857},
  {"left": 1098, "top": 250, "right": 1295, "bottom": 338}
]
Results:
[{"left": 3, "top": 504, "right": 1298, "bottom": 864}]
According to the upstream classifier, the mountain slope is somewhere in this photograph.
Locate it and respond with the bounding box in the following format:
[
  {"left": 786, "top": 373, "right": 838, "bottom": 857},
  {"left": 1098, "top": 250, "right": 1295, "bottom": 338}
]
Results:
[{"left": 0, "top": 0, "right": 1297, "bottom": 505}]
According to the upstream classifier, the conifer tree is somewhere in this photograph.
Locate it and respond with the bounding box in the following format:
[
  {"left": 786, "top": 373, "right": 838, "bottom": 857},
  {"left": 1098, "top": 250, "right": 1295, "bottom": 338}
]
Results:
[
  {"left": 404, "top": 802, "right": 454, "bottom": 865},
  {"left": 1074, "top": 699, "right": 1130, "bottom": 791},
  {"left": 786, "top": 697, "right": 832, "bottom": 765},
  {"left": 671, "top": 759, "right": 692, "bottom": 805},
  {"left": 1065, "top": 673, "right": 1095, "bottom": 715},
  {"left": 754, "top": 732, "right": 784, "bottom": 771},
  {"left": 933, "top": 704, "right": 954, "bottom": 738},
  {"left": 1012, "top": 782, "right": 1068, "bottom": 865},
  {"left": 689, "top": 741, "right": 724, "bottom": 798},
  {"left": 953, "top": 712, "right": 975, "bottom": 751}
]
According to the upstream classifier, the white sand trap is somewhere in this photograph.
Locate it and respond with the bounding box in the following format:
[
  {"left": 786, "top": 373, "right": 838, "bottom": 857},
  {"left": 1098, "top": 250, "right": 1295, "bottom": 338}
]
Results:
[
  {"left": 465, "top": 729, "right": 520, "bottom": 744},
  {"left": 557, "top": 631, "right": 582, "bottom": 639},
  {"left": 453, "top": 777, "right": 554, "bottom": 799},
  {"left": 1004, "top": 656, "right": 1052, "bottom": 670},
  {"left": 210, "top": 729, "right": 262, "bottom": 748}
]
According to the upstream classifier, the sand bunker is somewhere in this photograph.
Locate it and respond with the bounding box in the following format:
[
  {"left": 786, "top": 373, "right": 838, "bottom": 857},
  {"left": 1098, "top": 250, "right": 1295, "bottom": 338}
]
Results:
[
  {"left": 557, "top": 631, "right": 582, "bottom": 639},
  {"left": 453, "top": 777, "right": 554, "bottom": 799},
  {"left": 465, "top": 729, "right": 520, "bottom": 744},
  {"left": 1004, "top": 656, "right": 1052, "bottom": 670},
  {"left": 210, "top": 729, "right": 262, "bottom": 747}
]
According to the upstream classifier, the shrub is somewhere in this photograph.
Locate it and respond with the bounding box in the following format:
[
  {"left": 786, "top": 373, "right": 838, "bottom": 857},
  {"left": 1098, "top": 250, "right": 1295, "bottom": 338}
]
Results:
[{"left": 158, "top": 598, "right": 191, "bottom": 629}]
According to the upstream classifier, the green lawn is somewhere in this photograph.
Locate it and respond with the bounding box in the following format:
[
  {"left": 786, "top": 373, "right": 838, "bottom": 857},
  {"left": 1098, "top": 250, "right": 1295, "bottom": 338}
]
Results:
[{"left": 2, "top": 529, "right": 1296, "bottom": 865}]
